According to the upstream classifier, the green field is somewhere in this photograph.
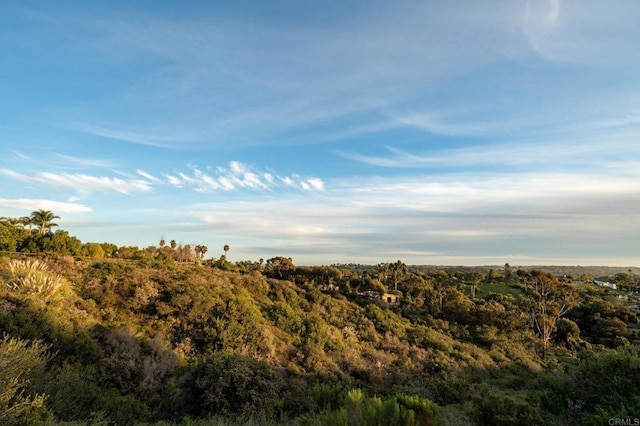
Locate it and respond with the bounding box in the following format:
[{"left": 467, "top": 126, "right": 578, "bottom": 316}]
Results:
[{"left": 465, "top": 282, "right": 522, "bottom": 298}]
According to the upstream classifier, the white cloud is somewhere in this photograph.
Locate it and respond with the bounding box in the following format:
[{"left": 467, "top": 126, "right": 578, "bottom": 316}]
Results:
[
  {"left": 279, "top": 176, "right": 295, "bottom": 187},
  {"left": 1, "top": 160, "right": 323, "bottom": 199},
  {"left": 164, "top": 174, "right": 183, "bottom": 187},
  {"left": 162, "top": 162, "right": 323, "bottom": 193},
  {"left": 136, "top": 169, "right": 163, "bottom": 183},
  {"left": 0, "top": 198, "right": 91, "bottom": 213},
  {"left": 302, "top": 178, "right": 325, "bottom": 191},
  {"left": 0, "top": 169, "right": 153, "bottom": 195},
  {"left": 218, "top": 177, "right": 235, "bottom": 191}
]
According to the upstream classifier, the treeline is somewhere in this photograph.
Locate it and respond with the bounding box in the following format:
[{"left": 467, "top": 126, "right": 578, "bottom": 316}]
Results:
[{"left": 0, "top": 211, "right": 215, "bottom": 264}]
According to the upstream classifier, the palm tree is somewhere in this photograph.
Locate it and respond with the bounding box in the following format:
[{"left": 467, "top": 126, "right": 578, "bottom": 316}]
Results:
[
  {"left": 1, "top": 216, "right": 21, "bottom": 228},
  {"left": 223, "top": 244, "right": 229, "bottom": 258},
  {"left": 30, "top": 210, "right": 60, "bottom": 236},
  {"left": 159, "top": 239, "right": 166, "bottom": 248},
  {"left": 200, "top": 245, "right": 208, "bottom": 260},
  {"left": 20, "top": 216, "right": 34, "bottom": 234}
]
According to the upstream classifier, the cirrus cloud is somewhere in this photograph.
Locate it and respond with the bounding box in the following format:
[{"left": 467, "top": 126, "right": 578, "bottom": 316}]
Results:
[{"left": 0, "top": 168, "right": 153, "bottom": 195}]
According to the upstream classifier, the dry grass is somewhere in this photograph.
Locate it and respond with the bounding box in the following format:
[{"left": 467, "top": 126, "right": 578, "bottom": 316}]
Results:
[{"left": 5, "top": 258, "right": 66, "bottom": 300}]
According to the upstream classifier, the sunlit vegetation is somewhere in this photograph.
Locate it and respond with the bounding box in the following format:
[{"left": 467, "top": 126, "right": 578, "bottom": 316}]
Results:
[{"left": 0, "top": 211, "right": 639, "bottom": 424}]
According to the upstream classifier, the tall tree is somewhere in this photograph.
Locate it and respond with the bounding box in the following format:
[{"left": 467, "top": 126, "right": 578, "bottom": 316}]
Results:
[
  {"left": 223, "top": 244, "right": 230, "bottom": 258},
  {"left": 264, "top": 256, "right": 295, "bottom": 280},
  {"left": 504, "top": 263, "right": 514, "bottom": 282},
  {"left": 390, "top": 260, "right": 408, "bottom": 290},
  {"left": 519, "top": 269, "right": 579, "bottom": 357},
  {"left": 30, "top": 210, "right": 60, "bottom": 236}
]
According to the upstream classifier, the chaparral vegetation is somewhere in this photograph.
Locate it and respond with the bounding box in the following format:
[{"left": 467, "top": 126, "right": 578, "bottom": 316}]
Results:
[{"left": 1, "top": 212, "right": 639, "bottom": 425}]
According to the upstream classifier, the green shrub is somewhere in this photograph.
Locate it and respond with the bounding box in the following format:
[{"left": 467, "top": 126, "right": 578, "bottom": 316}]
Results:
[
  {"left": 38, "top": 363, "right": 102, "bottom": 422},
  {"left": 582, "top": 395, "right": 640, "bottom": 426},
  {"left": 472, "top": 391, "right": 546, "bottom": 426},
  {"left": 0, "top": 334, "right": 51, "bottom": 425},
  {"left": 183, "top": 354, "right": 286, "bottom": 420},
  {"left": 297, "top": 390, "right": 442, "bottom": 426}
]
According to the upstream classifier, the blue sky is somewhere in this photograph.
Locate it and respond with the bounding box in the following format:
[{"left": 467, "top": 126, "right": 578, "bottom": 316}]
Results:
[{"left": 1, "top": 0, "right": 639, "bottom": 266}]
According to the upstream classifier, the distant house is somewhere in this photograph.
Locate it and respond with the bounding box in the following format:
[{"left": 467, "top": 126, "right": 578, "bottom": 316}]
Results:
[
  {"left": 356, "top": 290, "right": 401, "bottom": 305},
  {"left": 594, "top": 280, "right": 617, "bottom": 290},
  {"left": 381, "top": 293, "right": 400, "bottom": 305},
  {"left": 357, "top": 290, "right": 380, "bottom": 299}
]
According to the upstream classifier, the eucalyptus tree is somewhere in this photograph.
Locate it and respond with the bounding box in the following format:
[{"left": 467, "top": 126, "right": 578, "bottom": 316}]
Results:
[{"left": 519, "top": 269, "right": 579, "bottom": 357}]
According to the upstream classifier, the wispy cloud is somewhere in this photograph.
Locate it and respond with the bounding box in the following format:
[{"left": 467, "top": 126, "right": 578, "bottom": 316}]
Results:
[
  {"left": 1, "top": 160, "right": 324, "bottom": 197},
  {"left": 163, "top": 161, "right": 324, "bottom": 192},
  {"left": 55, "top": 153, "right": 118, "bottom": 169},
  {"left": 64, "top": 123, "right": 190, "bottom": 148},
  {"left": 0, "top": 169, "right": 153, "bottom": 195},
  {"left": 12, "top": 151, "right": 33, "bottom": 161},
  {"left": 389, "top": 110, "right": 509, "bottom": 137},
  {"left": 0, "top": 198, "right": 91, "bottom": 213},
  {"left": 301, "top": 178, "right": 325, "bottom": 191},
  {"left": 522, "top": 0, "right": 640, "bottom": 65},
  {"left": 4, "top": 151, "right": 118, "bottom": 171},
  {"left": 13, "top": 1, "right": 639, "bottom": 151},
  {"left": 136, "top": 169, "right": 163, "bottom": 184},
  {"left": 338, "top": 138, "right": 640, "bottom": 172},
  {"left": 18, "top": 2, "right": 536, "bottom": 148}
]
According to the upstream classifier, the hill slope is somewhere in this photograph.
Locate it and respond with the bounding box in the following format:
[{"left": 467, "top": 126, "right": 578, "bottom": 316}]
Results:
[{"left": 0, "top": 255, "right": 639, "bottom": 425}]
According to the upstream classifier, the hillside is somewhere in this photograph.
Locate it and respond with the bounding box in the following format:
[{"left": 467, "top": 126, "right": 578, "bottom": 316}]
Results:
[{"left": 1, "top": 217, "right": 640, "bottom": 424}]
